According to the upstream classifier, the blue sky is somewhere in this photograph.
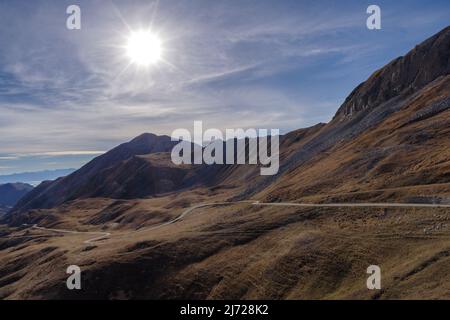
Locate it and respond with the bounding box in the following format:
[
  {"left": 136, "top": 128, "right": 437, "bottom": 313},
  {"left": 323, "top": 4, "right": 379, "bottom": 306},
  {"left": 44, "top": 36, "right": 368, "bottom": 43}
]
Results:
[{"left": 0, "top": 0, "right": 449, "bottom": 174}]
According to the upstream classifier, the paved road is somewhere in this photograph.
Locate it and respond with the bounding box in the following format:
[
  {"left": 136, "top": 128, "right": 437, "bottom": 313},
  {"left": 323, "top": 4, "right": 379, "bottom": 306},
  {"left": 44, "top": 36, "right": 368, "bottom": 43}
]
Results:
[
  {"left": 22, "top": 200, "right": 450, "bottom": 244},
  {"left": 144, "top": 202, "right": 232, "bottom": 231},
  {"left": 252, "top": 201, "right": 450, "bottom": 208}
]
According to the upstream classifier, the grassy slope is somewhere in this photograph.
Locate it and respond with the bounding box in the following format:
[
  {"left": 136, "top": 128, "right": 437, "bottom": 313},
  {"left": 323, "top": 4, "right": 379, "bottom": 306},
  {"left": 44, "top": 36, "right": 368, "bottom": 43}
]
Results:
[
  {"left": 1, "top": 200, "right": 449, "bottom": 299},
  {"left": 259, "top": 75, "right": 450, "bottom": 203}
]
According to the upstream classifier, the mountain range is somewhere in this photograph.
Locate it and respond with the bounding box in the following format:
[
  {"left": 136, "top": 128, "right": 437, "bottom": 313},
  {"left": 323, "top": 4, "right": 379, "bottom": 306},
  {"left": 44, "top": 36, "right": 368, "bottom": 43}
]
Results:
[
  {"left": 1, "top": 26, "right": 449, "bottom": 299},
  {"left": 8, "top": 27, "right": 450, "bottom": 217},
  {"left": 0, "top": 169, "right": 75, "bottom": 186}
]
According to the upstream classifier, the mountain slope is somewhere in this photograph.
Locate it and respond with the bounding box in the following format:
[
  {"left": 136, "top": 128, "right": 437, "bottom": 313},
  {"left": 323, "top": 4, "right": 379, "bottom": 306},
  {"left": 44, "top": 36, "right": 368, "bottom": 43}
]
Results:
[
  {"left": 259, "top": 75, "right": 450, "bottom": 202},
  {"left": 335, "top": 26, "right": 450, "bottom": 120},
  {"left": 240, "top": 26, "right": 450, "bottom": 202}
]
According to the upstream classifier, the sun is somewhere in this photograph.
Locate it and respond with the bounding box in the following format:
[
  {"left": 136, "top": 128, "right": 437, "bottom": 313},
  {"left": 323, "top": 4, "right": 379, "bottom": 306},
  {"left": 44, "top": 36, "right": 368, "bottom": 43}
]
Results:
[{"left": 126, "top": 30, "right": 162, "bottom": 66}]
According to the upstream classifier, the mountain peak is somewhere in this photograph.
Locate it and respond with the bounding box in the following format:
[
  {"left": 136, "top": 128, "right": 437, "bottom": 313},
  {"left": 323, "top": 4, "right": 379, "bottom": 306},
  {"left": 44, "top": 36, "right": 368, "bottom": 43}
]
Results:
[
  {"left": 125, "top": 133, "right": 174, "bottom": 154},
  {"left": 130, "top": 132, "right": 160, "bottom": 143},
  {"left": 334, "top": 25, "right": 450, "bottom": 120}
]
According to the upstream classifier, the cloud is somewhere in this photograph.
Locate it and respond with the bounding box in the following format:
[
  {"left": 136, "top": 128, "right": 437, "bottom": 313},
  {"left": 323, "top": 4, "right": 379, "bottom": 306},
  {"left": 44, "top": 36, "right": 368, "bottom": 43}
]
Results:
[
  {"left": 0, "top": 166, "right": 15, "bottom": 170},
  {"left": 16, "top": 151, "right": 106, "bottom": 157}
]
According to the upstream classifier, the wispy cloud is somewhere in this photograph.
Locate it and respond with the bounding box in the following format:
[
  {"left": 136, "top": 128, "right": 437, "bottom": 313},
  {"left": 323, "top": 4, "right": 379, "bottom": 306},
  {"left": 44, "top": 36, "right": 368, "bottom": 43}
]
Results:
[{"left": 15, "top": 151, "right": 106, "bottom": 157}]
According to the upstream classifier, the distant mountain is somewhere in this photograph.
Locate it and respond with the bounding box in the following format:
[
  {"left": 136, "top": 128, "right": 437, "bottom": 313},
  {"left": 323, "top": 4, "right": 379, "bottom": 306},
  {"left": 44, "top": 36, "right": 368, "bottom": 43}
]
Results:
[
  {"left": 0, "top": 183, "right": 33, "bottom": 209},
  {"left": 0, "top": 169, "right": 75, "bottom": 185},
  {"left": 10, "top": 133, "right": 179, "bottom": 212}
]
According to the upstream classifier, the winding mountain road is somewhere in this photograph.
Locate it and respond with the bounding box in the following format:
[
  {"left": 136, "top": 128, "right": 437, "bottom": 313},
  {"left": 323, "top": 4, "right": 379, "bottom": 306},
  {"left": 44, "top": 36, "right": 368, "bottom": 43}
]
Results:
[
  {"left": 22, "top": 201, "right": 450, "bottom": 244},
  {"left": 252, "top": 201, "right": 450, "bottom": 208}
]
